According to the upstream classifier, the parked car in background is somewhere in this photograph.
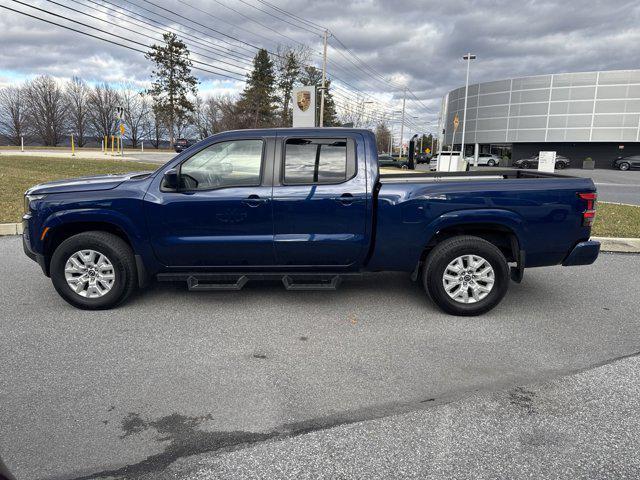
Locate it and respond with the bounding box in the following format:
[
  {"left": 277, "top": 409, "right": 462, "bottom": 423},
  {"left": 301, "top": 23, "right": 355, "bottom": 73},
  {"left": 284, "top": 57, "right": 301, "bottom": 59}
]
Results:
[
  {"left": 464, "top": 153, "right": 501, "bottom": 167},
  {"left": 513, "top": 154, "right": 570, "bottom": 170},
  {"left": 174, "top": 138, "right": 192, "bottom": 153},
  {"left": 415, "top": 153, "right": 431, "bottom": 164},
  {"left": 378, "top": 154, "right": 409, "bottom": 169},
  {"left": 612, "top": 155, "right": 640, "bottom": 171}
]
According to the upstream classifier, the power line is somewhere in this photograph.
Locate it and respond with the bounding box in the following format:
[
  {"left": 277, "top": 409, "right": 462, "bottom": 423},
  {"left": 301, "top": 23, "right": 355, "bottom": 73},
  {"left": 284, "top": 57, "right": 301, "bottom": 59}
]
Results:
[
  {"left": 2, "top": 2, "right": 246, "bottom": 81},
  {"left": 232, "top": 0, "right": 322, "bottom": 36},
  {"left": 41, "top": 0, "right": 250, "bottom": 74},
  {"left": 201, "top": 0, "right": 316, "bottom": 51},
  {"left": 253, "top": 0, "right": 326, "bottom": 33},
  {"left": 85, "top": 0, "right": 255, "bottom": 65},
  {"left": 124, "top": 0, "right": 259, "bottom": 55}
]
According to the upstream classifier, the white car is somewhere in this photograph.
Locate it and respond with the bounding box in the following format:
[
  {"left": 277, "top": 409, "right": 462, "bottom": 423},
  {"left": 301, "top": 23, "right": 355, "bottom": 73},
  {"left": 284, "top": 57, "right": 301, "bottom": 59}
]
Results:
[{"left": 464, "top": 153, "right": 501, "bottom": 167}]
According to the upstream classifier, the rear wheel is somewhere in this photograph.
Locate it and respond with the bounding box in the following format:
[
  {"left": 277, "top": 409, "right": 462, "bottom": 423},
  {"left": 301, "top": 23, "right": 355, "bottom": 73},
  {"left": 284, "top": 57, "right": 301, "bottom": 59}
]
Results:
[
  {"left": 619, "top": 162, "right": 630, "bottom": 171},
  {"left": 423, "top": 236, "right": 510, "bottom": 316},
  {"left": 520, "top": 161, "right": 529, "bottom": 169},
  {"left": 50, "top": 231, "right": 137, "bottom": 310}
]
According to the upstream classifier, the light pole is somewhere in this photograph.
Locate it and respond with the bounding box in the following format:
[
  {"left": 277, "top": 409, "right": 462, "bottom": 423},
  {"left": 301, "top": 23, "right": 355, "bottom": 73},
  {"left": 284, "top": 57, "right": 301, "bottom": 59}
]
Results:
[
  {"left": 399, "top": 88, "right": 407, "bottom": 157},
  {"left": 460, "top": 53, "right": 476, "bottom": 166},
  {"left": 319, "top": 29, "right": 329, "bottom": 127},
  {"left": 390, "top": 110, "right": 402, "bottom": 155}
]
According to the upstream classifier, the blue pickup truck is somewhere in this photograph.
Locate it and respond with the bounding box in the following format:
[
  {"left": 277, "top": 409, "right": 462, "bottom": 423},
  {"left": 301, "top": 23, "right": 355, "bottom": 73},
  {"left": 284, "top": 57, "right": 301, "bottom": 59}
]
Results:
[{"left": 22, "top": 128, "right": 600, "bottom": 316}]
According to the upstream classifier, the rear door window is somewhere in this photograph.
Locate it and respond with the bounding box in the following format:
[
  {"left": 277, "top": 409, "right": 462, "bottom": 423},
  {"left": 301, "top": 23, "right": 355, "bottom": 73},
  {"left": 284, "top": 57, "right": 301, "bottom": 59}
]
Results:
[{"left": 283, "top": 138, "right": 356, "bottom": 185}]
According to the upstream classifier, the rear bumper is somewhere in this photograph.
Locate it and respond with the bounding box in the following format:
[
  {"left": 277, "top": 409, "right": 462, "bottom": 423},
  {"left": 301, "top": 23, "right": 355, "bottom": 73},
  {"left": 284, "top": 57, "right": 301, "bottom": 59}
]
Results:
[{"left": 562, "top": 240, "right": 600, "bottom": 266}]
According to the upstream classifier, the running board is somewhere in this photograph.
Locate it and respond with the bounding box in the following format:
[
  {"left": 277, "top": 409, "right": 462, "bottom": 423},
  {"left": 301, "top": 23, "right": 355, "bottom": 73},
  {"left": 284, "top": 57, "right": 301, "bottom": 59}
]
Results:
[
  {"left": 156, "top": 272, "right": 359, "bottom": 291},
  {"left": 187, "top": 275, "right": 248, "bottom": 291},
  {"left": 282, "top": 274, "right": 342, "bottom": 290}
]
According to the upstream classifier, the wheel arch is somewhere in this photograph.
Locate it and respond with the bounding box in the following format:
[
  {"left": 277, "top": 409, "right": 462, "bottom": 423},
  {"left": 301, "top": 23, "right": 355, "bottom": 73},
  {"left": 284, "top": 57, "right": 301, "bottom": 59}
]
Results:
[
  {"left": 411, "top": 211, "right": 525, "bottom": 280},
  {"left": 40, "top": 209, "right": 147, "bottom": 282}
]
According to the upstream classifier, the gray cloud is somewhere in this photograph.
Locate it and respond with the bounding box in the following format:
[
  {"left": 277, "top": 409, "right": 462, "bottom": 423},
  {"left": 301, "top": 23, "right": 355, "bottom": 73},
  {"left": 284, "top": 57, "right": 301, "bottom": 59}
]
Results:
[{"left": 1, "top": 0, "right": 639, "bottom": 130}]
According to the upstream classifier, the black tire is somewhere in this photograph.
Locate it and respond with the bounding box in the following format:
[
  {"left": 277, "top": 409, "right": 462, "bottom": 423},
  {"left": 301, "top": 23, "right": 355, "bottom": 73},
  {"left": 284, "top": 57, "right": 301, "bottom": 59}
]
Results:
[
  {"left": 619, "top": 162, "right": 630, "bottom": 171},
  {"left": 422, "top": 235, "right": 510, "bottom": 316},
  {"left": 555, "top": 161, "right": 566, "bottom": 170},
  {"left": 50, "top": 231, "right": 137, "bottom": 310},
  {"left": 487, "top": 159, "right": 496, "bottom": 167},
  {"left": 521, "top": 161, "right": 529, "bottom": 169}
]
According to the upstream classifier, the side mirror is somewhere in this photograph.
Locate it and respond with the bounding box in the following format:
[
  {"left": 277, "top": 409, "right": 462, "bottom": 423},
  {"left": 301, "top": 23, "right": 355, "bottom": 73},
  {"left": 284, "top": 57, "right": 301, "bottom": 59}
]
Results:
[{"left": 162, "top": 168, "right": 179, "bottom": 190}]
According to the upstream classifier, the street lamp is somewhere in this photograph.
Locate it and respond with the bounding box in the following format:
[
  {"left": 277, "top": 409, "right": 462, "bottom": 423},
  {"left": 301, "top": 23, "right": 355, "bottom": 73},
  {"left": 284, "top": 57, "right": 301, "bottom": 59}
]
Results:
[
  {"left": 461, "top": 53, "right": 476, "bottom": 166},
  {"left": 390, "top": 110, "right": 402, "bottom": 155}
]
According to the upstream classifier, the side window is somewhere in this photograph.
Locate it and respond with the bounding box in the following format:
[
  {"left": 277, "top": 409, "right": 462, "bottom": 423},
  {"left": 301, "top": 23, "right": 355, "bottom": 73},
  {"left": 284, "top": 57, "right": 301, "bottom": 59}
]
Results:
[
  {"left": 283, "top": 138, "right": 355, "bottom": 185},
  {"left": 180, "top": 139, "right": 263, "bottom": 190}
]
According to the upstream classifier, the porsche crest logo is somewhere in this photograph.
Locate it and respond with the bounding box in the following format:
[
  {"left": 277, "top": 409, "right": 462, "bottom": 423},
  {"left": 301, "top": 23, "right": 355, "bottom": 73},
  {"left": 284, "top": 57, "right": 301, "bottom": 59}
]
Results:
[{"left": 296, "top": 90, "right": 311, "bottom": 112}]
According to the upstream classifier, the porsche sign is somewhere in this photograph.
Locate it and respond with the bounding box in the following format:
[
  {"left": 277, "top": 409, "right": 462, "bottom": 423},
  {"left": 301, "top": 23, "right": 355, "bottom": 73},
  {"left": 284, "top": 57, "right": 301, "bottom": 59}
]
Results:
[{"left": 292, "top": 85, "right": 316, "bottom": 127}]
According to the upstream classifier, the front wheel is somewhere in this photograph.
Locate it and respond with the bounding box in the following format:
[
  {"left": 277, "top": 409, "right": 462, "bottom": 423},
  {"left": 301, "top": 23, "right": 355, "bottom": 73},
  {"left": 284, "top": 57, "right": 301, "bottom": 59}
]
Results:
[
  {"left": 619, "top": 162, "right": 630, "bottom": 171},
  {"left": 50, "top": 231, "right": 137, "bottom": 310},
  {"left": 487, "top": 159, "right": 496, "bottom": 167},
  {"left": 555, "top": 161, "right": 566, "bottom": 170},
  {"left": 423, "top": 236, "right": 510, "bottom": 316}
]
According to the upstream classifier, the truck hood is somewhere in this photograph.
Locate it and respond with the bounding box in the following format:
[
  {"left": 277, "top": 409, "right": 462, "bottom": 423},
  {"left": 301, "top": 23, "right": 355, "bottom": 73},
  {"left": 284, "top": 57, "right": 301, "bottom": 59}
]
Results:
[{"left": 25, "top": 171, "right": 153, "bottom": 195}]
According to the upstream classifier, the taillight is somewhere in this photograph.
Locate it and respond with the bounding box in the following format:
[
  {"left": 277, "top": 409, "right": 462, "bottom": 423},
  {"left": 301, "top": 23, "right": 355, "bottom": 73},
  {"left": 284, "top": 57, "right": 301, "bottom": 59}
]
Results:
[{"left": 578, "top": 192, "right": 597, "bottom": 227}]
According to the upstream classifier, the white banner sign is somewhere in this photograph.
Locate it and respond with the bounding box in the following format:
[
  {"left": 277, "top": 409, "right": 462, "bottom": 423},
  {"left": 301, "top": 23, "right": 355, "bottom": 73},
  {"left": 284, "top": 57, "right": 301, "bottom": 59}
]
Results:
[
  {"left": 538, "top": 151, "right": 556, "bottom": 173},
  {"left": 292, "top": 86, "right": 316, "bottom": 127}
]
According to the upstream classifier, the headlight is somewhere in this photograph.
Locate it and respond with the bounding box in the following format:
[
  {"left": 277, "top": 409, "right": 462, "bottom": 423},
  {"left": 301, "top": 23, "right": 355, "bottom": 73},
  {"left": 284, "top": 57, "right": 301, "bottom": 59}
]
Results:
[{"left": 24, "top": 194, "right": 46, "bottom": 214}]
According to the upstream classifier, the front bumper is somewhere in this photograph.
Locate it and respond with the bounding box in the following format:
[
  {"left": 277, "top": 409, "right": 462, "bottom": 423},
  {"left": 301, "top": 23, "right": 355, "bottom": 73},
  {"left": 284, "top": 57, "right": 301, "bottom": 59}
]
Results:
[
  {"left": 22, "top": 222, "right": 49, "bottom": 275},
  {"left": 562, "top": 240, "right": 600, "bottom": 266}
]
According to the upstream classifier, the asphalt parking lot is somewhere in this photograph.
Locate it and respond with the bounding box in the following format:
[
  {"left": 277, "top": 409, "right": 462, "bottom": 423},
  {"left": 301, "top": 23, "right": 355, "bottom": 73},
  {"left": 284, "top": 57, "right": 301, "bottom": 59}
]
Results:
[
  {"left": 414, "top": 163, "right": 640, "bottom": 205},
  {"left": 1, "top": 236, "right": 639, "bottom": 479}
]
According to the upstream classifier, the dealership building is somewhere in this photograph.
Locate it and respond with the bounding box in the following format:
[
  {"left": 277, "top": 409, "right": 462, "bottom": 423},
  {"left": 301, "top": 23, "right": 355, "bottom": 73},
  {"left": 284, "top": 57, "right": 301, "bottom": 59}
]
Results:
[{"left": 439, "top": 69, "right": 640, "bottom": 168}]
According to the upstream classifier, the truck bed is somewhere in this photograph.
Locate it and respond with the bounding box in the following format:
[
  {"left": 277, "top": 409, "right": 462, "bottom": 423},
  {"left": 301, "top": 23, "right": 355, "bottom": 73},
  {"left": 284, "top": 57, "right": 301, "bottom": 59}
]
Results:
[
  {"left": 379, "top": 168, "right": 577, "bottom": 183},
  {"left": 369, "top": 168, "right": 596, "bottom": 272}
]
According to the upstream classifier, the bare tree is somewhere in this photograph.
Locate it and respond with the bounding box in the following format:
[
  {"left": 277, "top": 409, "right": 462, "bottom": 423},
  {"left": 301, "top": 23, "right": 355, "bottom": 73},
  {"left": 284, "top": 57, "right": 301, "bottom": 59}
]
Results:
[
  {"left": 146, "top": 102, "right": 166, "bottom": 148},
  {"left": 24, "top": 75, "right": 67, "bottom": 146},
  {"left": 88, "top": 83, "right": 121, "bottom": 141},
  {"left": 65, "top": 76, "right": 91, "bottom": 147},
  {"left": 120, "top": 85, "right": 151, "bottom": 148},
  {"left": 375, "top": 122, "right": 392, "bottom": 153},
  {"left": 338, "top": 96, "right": 371, "bottom": 128},
  {"left": 0, "top": 85, "right": 27, "bottom": 145},
  {"left": 224, "top": 95, "right": 246, "bottom": 131},
  {"left": 194, "top": 95, "right": 225, "bottom": 139}
]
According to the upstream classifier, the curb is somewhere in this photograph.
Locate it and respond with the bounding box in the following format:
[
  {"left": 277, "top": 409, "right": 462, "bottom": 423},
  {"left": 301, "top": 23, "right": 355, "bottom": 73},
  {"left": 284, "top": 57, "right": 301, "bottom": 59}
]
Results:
[
  {"left": 0, "top": 223, "right": 22, "bottom": 236},
  {"left": 591, "top": 236, "right": 640, "bottom": 253},
  {"left": 1, "top": 222, "right": 639, "bottom": 254}
]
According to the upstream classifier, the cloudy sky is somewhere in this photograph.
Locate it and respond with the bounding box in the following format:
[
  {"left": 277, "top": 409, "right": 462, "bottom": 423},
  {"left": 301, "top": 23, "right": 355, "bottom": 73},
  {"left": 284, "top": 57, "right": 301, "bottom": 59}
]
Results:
[{"left": 1, "top": 0, "right": 640, "bottom": 132}]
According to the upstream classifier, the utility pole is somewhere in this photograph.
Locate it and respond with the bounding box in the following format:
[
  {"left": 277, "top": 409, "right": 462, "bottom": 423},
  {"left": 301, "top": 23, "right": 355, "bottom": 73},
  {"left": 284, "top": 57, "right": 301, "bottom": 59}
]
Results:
[
  {"left": 399, "top": 87, "right": 407, "bottom": 157},
  {"left": 319, "top": 29, "right": 329, "bottom": 127},
  {"left": 461, "top": 53, "right": 476, "bottom": 165}
]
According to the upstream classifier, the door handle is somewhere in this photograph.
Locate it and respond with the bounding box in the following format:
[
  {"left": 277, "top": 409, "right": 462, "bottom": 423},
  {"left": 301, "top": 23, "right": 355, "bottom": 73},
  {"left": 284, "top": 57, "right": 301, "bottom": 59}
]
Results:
[
  {"left": 242, "top": 194, "right": 267, "bottom": 207},
  {"left": 334, "top": 193, "right": 355, "bottom": 205}
]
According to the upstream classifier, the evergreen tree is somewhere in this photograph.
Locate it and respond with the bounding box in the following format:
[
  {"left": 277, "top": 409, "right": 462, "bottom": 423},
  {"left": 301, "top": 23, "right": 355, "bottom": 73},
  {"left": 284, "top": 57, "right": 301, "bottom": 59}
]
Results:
[
  {"left": 299, "top": 66, "right": 340, "bottom": 127},
  {"left": 145, "top": 32, "right": 198, "bottom": 146},
  {"left": 238, "top": 49, "right": 278, "bottom": 128},
  {"left": 277, "top": 49, "right": 302, "bottom": 126}
]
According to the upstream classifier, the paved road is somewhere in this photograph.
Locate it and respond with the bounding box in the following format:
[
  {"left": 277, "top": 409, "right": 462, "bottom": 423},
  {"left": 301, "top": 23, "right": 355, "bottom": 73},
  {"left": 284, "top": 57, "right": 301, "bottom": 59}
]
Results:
[
  {"left": 174, "top": 354, "right": 640, "bottom": 479},
  {"left": 1, "top": 236, "right": 639, "bottom": 479},
  {"left": 563, "top": 168, "right": 640, "bottom": 205},
  {"left": 415, "top": 164, "right": 640, "bottom": 205},
  {"left": 1, "top": 149, "right": 176, "bottom": 164}
]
